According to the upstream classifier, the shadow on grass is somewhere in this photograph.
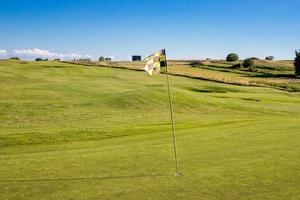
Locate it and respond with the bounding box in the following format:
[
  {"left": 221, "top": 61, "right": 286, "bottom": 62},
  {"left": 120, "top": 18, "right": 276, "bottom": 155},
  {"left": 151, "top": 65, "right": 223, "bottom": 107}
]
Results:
[
  {"left": 188, "top": 86, "right": 241, "bottom": 93},
  {"left": 244, "top": 72, "right": 297, "bottom": 79},
  {"left": 41, "top": 65, "right": 72, "bottom": 69},
  {"left": 255, "top": 74, "right": 297, "bottom": 78},
  {"left": 214, "top": 96, "right": 261, "bottom": 102},
  {"left": 0, "top": 174, "right": 171, "bottom": 183}
]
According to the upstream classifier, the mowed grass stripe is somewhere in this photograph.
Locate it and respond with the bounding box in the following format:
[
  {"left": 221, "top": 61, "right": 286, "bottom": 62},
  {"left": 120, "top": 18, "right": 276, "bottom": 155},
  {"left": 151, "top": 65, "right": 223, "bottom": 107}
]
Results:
[{"left": 0, "top": 60, "right": 299, "bottom": 199}]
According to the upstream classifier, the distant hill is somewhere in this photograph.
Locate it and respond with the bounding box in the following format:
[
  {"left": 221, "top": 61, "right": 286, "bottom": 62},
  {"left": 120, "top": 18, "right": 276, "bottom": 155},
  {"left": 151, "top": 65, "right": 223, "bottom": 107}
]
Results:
[{"left": 69, "top": 59, "right": 300, "bottom": 92}]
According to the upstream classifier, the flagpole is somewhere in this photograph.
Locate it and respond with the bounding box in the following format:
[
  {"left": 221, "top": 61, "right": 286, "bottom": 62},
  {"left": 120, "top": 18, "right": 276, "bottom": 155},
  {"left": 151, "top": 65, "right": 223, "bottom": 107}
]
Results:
[{"left": 164, "top": 49, "right": 180, "bottom": 176}]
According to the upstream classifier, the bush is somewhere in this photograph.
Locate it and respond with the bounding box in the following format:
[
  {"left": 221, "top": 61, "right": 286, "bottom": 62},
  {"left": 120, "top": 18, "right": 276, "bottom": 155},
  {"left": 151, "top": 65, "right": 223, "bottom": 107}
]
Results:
[
  {"left": 249, "top": 66, "right": 256, "bottom": 72},
  {"left": 265, "top": 56, "right": 274, "bottom": 61},
  {"left": 242, "top": 58, "right": 254, "bottom": 68},
  {"left": 250, "top": 57, "right": 259, "bottom": 60},
  {"left": 295, "top": 50, "right": 300, "bottom": 75},
  {"left": 9, "top": 57, "right": 20, "bottom": 60},
  {"left": 35, "top": 58, "right": 48, "bottom": 61},
  {"left": 231, "top": 63, "right": 241, "bottom": 69},
  {"left": 190, "top": 60, "right": 204, "bottom": 66},
  {"left": 226, "top": 53, "right": 239, "bottom": 62}
]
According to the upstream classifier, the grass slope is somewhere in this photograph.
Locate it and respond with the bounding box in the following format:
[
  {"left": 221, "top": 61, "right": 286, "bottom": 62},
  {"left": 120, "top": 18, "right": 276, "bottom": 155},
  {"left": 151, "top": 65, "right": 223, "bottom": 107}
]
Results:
[
  {"left": 0, "top": 60, "right": 300, "bottom": 200},
  {"left": 89, "top": 59, "right": 300, "bottom": 92}
]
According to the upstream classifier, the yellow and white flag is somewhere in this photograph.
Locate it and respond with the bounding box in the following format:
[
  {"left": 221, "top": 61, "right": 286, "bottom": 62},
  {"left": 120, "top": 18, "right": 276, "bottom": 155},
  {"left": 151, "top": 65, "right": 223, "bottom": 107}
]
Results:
[{"left": 144, "top": 49, "right": 167, "bottom": 76}]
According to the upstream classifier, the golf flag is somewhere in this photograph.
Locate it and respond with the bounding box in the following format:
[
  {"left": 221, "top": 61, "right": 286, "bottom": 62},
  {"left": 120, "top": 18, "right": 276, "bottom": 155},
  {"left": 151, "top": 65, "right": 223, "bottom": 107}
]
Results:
[
  {"left": 143, "top": 49, "right": 180, "bottom": 175},
  {"left": 144, "top": 49, "right": 167, "bottom": 76}
]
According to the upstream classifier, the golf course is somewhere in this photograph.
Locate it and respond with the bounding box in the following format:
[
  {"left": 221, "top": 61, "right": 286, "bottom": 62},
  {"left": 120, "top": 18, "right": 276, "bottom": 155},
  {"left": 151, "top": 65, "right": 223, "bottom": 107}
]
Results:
[{"left": 0, "top": 59, "right": 299, "bottom": 199}]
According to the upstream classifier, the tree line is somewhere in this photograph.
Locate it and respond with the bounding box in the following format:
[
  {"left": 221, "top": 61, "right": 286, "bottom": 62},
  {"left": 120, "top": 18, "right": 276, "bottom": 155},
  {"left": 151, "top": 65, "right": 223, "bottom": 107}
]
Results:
[{"left": 6, "top": 50, "right": 300, "bottom": 76}]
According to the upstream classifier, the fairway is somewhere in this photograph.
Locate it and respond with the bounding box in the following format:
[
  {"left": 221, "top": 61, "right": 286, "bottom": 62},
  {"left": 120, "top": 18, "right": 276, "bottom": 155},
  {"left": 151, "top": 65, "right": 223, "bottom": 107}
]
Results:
[{"left": 0, "top": 60, "right": 300, "bottom": 199}]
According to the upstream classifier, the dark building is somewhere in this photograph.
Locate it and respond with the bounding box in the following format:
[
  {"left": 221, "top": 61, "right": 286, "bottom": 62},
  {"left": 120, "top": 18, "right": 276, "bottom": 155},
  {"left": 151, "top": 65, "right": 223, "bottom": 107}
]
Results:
[{"left": 132, "top": 55, "right": 142, "bottom": 61}]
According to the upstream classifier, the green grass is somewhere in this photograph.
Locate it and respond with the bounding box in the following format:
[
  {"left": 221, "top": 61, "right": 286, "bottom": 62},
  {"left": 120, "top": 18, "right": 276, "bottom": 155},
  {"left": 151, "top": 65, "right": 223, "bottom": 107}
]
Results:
[{"left": 0, "top": 60, "right": 300, "bottom": 199}]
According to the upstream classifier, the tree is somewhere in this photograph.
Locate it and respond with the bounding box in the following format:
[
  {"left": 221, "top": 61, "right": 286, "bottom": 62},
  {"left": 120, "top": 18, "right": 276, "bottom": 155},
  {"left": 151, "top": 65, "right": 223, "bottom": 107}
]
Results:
[
  {"left": 226, "top": 53, "right": 239, "bottom": 62},
  {"left": 243, "top": 58, "right": 254, "bottom": 68},
  {"left": 35, "top": 58, "right": 43, "bottom": 61},
  {"left": 99, "top": 56, "right": 105, "bottom": 61},
  {"left": 265, "top": 56, "right": 274, "bottom": 61},
  {"left": 9, "top": 57, "right": 20, "bottom": 60},
  {"left": 231, "top": 63, "right": 241, "bottom": 69},
  {"left": 190, "top": 60, "right": 204, "bottom": 66},
  {"left": 295, "top": 50, "right": 300, "bottom": 75},
  {"left": 35, "top": 58, "right": 48, "bottom": 61}
]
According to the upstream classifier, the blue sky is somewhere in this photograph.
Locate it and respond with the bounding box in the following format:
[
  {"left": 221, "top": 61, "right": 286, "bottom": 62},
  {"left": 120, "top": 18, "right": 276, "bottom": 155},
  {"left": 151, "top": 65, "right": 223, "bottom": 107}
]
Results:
[{"left": 0, "top": 0, "right": 299, "bottom": 60}]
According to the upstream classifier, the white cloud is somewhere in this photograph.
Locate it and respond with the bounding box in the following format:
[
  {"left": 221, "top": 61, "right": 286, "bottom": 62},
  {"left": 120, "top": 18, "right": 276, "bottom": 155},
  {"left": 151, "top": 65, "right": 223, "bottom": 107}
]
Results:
[
  {"left": 0, "top": 49, "right": 7, "bottom": 55},
  {"left": 0, "top": 49, "right": 8, "bottom": 59},
  {"left": 8, "top": 48, "right": 91, "bottom": 60}
]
